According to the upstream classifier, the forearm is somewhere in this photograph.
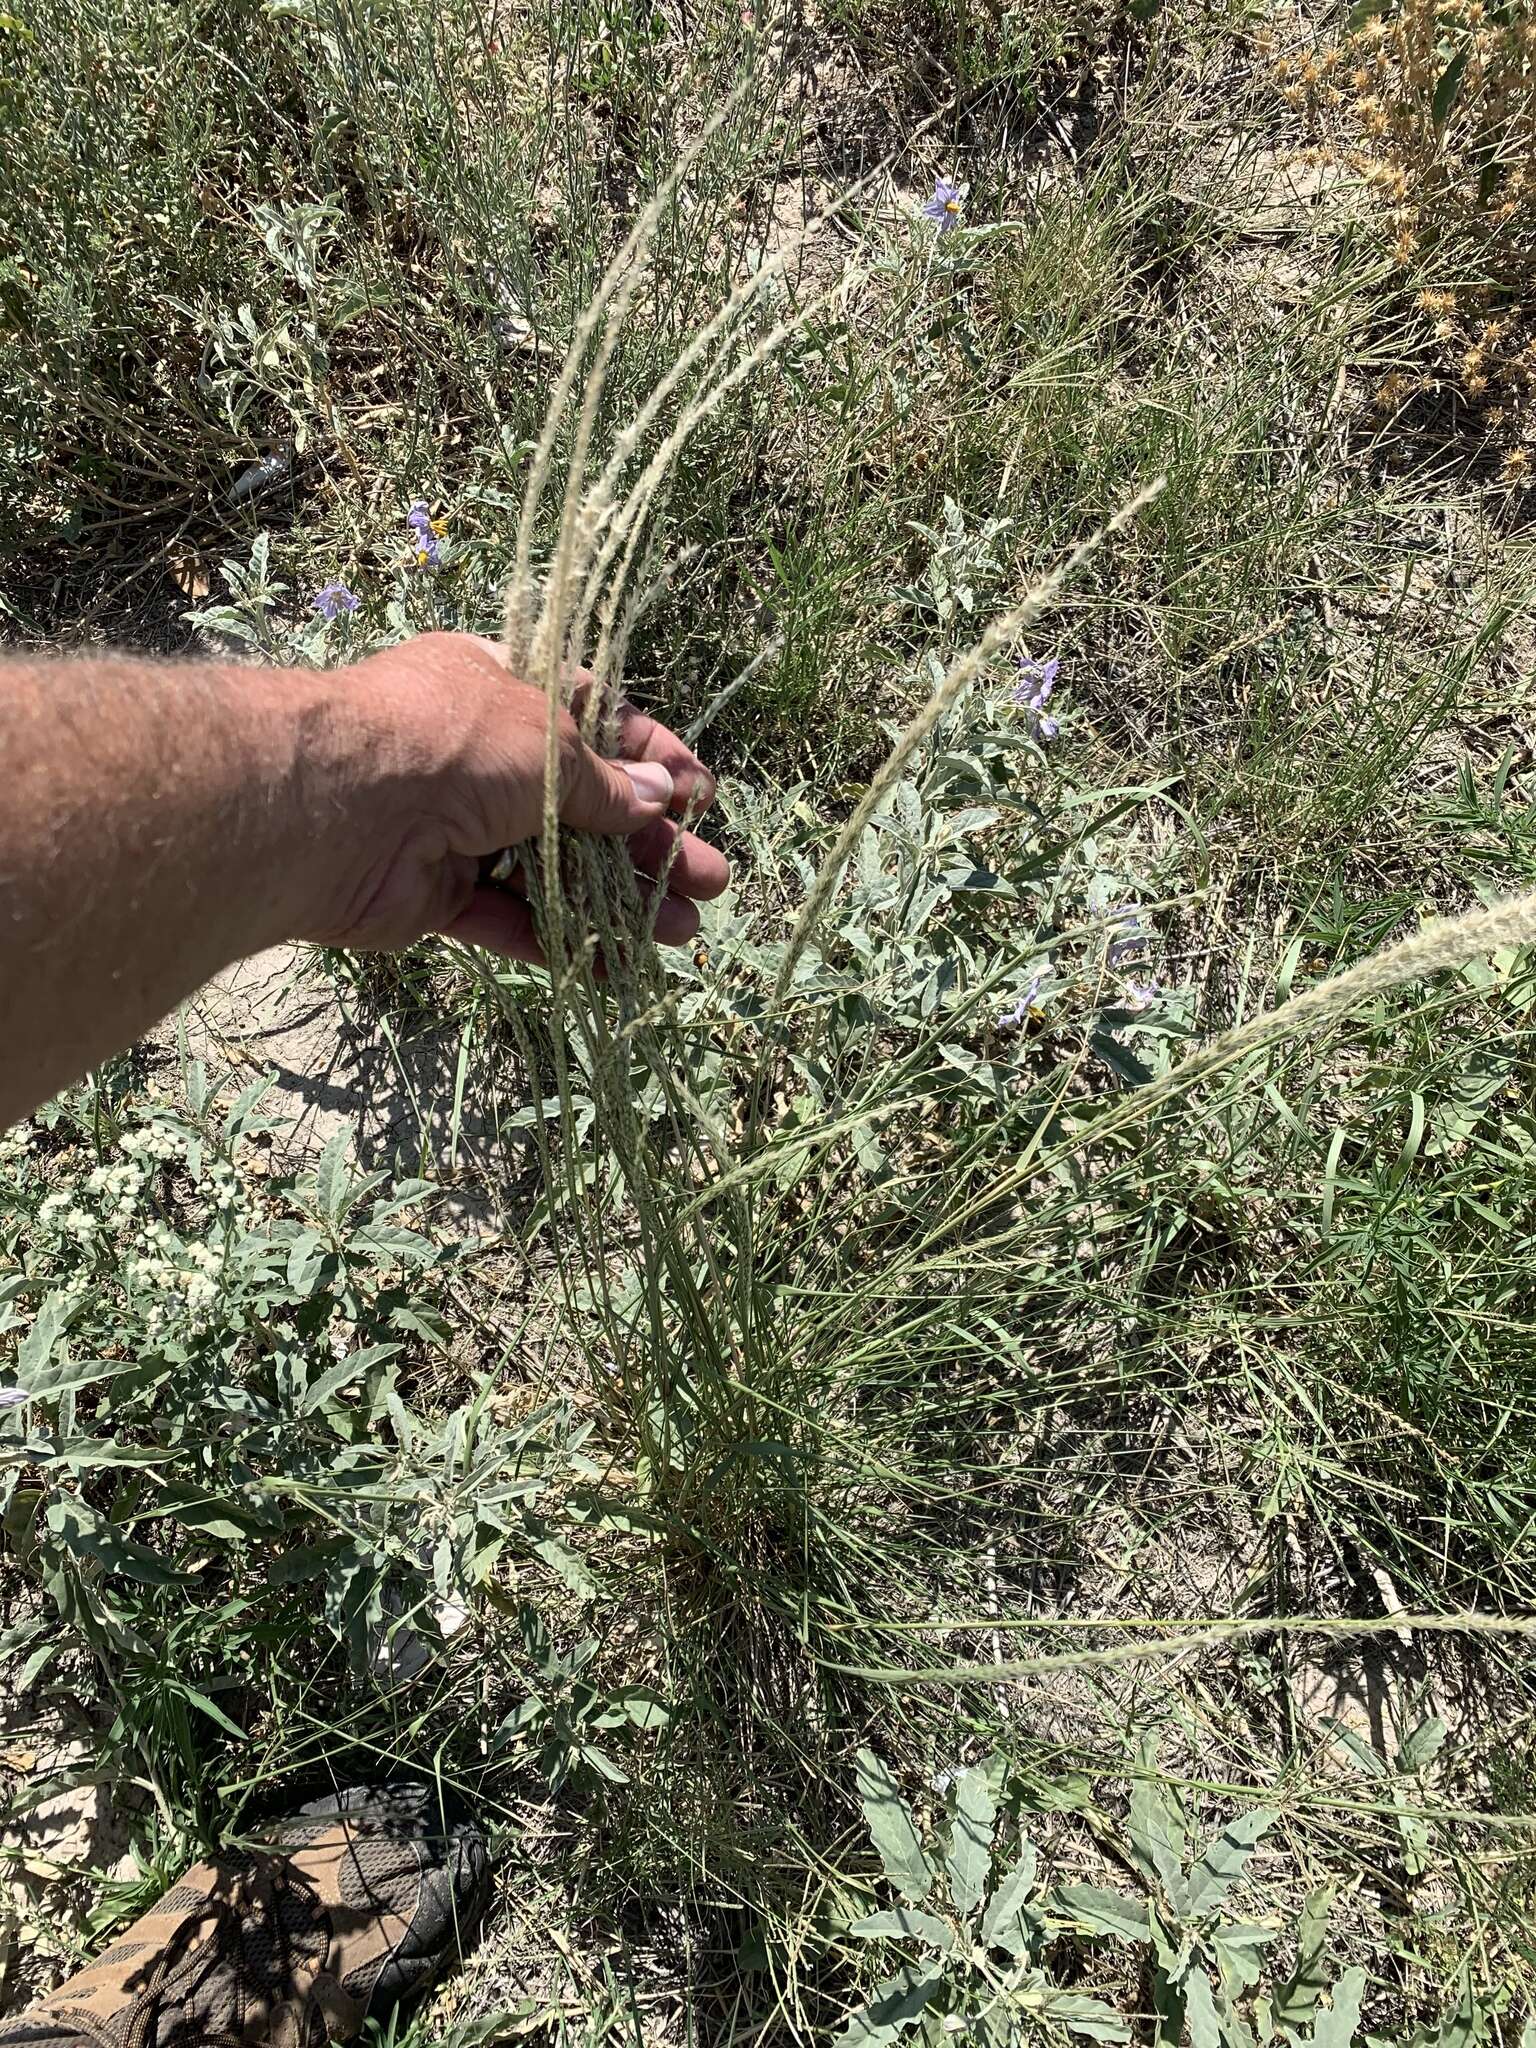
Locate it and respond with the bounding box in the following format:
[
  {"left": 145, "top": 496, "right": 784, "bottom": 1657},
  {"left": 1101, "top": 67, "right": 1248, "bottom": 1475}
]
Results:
[
  {"left": 0, "top": 631, "right": 725, "bottom": 1129},
  {"left": 0, "top": 652, "right": 360, "bottom": 1128}
]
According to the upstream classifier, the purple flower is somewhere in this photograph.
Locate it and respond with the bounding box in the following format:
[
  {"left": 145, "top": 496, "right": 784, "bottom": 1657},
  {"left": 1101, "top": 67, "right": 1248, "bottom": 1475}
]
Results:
[
  {"left": 1107, "top": 905, "right": 1146, "bottom": 971},
  {"left": 0, "top": 1386, "right": 26, "bottom": 1408},
  {"left": 922, "top": 177, "right": 964, "bottom": 233},
  {"left": 998, "top": 975, "right": 1044, "bottom": 1034},
  {"left": 1013, "top": 654, "right": 1061, "bottom": 740},
  {"left": 1122, "top": 978, "right": 1159, "bottom": 1013},
  {"left": 407, "top": 500, "right": 446, "bottom": 568},
  {"left": 311, "top": 581, "right": 359, "bottom": 621}
]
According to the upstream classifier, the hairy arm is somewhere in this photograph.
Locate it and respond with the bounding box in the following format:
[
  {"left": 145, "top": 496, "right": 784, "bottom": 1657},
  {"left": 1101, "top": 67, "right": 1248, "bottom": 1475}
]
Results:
[{"left": 0, "top": 632, "right": 727, "bottom": 1129}]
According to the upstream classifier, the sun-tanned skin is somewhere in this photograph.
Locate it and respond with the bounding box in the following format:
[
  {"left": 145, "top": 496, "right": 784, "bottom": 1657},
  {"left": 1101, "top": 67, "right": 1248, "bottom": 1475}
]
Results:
[{"left": 0, "top": 630, "right": 729, "bottom": 1130}]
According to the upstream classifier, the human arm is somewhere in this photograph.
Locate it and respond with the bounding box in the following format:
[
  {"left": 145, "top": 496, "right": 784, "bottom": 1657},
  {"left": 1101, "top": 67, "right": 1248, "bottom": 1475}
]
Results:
[{"left": 0, "top": 631, "right": 728, "bottom": 1129}]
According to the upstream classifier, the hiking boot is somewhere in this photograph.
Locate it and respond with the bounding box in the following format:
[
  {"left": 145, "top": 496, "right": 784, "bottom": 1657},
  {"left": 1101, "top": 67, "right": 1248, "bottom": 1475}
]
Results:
[{"left": 0, "top": 1782, "right": 491, "bottom": 2048}]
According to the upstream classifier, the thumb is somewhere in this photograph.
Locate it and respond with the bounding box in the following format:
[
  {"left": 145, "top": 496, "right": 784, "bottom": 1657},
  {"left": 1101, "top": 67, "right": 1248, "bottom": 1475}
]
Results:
[{"left": 559, "top": 746, "right": 673, "bottom": 835}]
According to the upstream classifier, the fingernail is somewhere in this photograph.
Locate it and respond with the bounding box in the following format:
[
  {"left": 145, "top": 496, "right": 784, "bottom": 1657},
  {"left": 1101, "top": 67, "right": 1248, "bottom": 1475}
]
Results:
[{"left": 622, "top": 760, "right": 673, "bottom": 805}]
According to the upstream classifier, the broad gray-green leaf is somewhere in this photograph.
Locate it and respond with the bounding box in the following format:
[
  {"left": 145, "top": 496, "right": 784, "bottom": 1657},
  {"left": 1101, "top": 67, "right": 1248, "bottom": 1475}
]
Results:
[
  {"left": 1430, "top": 1973, "right": 1487, "bottom": 2048},
  {"left": 312, "top": 1126, "right": 354, "bottom": 1223},
  {"left": 1185, "top": 1807, "right": 1278, "bottom": 1918},
  {"left": 23, "top": 1355, "right": 129, "bottom": 1401},
  {"left": 285, "top": 1231, "right": 326, "bottom": 1297},
  {"left": 1184, "top": 1967, "right": 1222, "bottom": 2048},
  {"left": 847, "top": 1908, "right": 954, "bottom": 1951},
  {"left": 46, "top": 1499, "right": 196, "bottom": 1588},
  {"left": 1395, "top": 1716, "right": 1447, "bottom": 1776},
  {"left": 1128, "top": 1742, "right": 1187, "bottom": 1914},
  {"left": 1054, "top": 1885, "right": 1151, "bottom": 1944},
  {"left": 1038, "top": 1990, "right": 1133, "bottom": 2044},
  {"left": 533, "top": 1535, "right": 597, "bottom": 1602},
  {"left": 298, "top": 1343, "right": 400, "bottom": 1416},
  {"left": 946, "top": 1765, "right": 995, "bottom": 1919},
  {"left": 1307, "top": 1968, "right": 1366, "bottom": 2047},
  {"left": 613, "top": 1687, "right": 669, "bottom": 1731},
  {"left": 1212, "top": 1920, "right": 1277, "bottom": 1997},
  {"left": 980, "top": 1840, "right": 1039, "bottom": 1957},
  {"left": 855, "top": 1750, "right": 934, "bottom": 1902},
  {"left": 16, "top": 1293, "right": 77, "bottom": 1393},
  {"left": 835, "top": 1961, "right": 945, "bottom": 2046},
  {"left": 1273, "top": 1889, "right": 1333, "bottom": 2032}
]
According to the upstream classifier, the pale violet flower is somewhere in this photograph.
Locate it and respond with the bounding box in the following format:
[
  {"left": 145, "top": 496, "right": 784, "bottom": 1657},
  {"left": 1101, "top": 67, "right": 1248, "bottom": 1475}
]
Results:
[
  {"left": 311, "top": 581, "right": 359, "bottom": 621},
  {"left": 1013, "top": 655, "right": 1060, "bottom": 740},
  {"left": 1107, "top": 905, "right": 1146, "bottom": 971},
  {"left": 0, "top": 1387, "right": 27, "bottom": 1409},
  {"left": 922, "top": 177, "right": 964, "bottom": 233},
  {"left": 407, "top": 501, "right": 446, "bottom": 568},
  {"left": 998, "top": 974, "right": 1045, "bottom": 1035}
]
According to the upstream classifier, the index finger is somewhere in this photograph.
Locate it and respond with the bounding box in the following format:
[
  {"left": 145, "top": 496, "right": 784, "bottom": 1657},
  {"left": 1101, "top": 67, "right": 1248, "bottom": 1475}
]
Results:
[
  {"left": 476, "top": 641, "right": 717, "bottom": 818},
  {"left": 612, "top": 703, "right": 716, "bottom": 817}
]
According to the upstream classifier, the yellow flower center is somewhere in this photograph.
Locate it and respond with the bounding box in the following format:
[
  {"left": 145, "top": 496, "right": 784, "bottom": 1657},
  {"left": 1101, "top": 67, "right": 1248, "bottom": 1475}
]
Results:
[{"left": 944, "top": 198, "right": 960, "bottom": 213}]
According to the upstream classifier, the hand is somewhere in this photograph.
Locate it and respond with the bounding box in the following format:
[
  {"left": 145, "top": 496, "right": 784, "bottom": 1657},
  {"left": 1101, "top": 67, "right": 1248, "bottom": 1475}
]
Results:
[{"left": 300, "top": 632, "right": 729, "bottom": 963}]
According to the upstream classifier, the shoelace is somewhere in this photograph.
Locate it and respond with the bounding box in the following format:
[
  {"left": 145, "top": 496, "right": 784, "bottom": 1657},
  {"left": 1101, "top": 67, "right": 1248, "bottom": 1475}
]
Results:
[{"left": 51, "top": 1859, "right": 328, "bottom": 2048}]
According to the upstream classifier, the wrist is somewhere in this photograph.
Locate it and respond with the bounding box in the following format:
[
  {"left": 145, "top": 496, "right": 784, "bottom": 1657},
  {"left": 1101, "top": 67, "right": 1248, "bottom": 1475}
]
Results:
[
  {"left": 239, "top": 659, "right": 398, "bottom": 946},
  {"left": 253, "top": 634, "right": 509, "bottom": 948}
]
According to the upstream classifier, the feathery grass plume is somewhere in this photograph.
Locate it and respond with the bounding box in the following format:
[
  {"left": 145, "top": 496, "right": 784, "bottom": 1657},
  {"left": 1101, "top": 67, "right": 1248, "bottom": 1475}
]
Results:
[
  {"left": 922, "top": 884, "right": 1536, "bottom": 1268},
  {"left": 580, "top": 260, "right": 873, "bottom": 699},
  {"left": 823, "top": 1607, "right": 1536, "bottom": 1687},
  {"left": 503, "top": 91, "right": 747, "bottom": 672}
]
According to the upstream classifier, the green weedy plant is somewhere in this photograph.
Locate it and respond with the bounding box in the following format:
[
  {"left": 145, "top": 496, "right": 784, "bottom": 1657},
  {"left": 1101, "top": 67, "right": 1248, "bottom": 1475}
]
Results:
[
  {"left": 838, "top": 1747, "right": 1128, "bottom": 2044},
  {"left": 1052, "top": 1735, "right": 1302, "bottom": 2047},
  {"left": 488, "top": 1603, "right": 669, "bottom": 1792},
  {"left": 0, "top": 1068, "right": 594, "bottom": 1825}
]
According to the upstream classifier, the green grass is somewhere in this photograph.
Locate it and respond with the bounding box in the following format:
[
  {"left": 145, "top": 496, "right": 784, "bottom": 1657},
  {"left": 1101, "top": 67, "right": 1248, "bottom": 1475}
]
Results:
[{"left": 5, "top": 0, "right": 1536, "bottom": 2041}]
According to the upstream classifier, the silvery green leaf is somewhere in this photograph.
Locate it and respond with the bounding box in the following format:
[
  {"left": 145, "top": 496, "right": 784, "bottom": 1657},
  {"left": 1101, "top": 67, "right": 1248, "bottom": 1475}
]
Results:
[
  {"left": 1428, "top": 1973, "right": 1486, "bottom": 2048},
  {"left": 1272, "top": 1890, "right": 1332, "bottom": 2033},
  {"left": 21, "top": 1352, "right": 125, "bottom": 1401},
  {"left": 855, "top": 1749, "right": 934, "bottom": 1902},
  {"left": 220, "top": 1073, "right": 278, "bottom": 1141},
  {"left": 533, "top": 1535, "right": 597, "bottom": 1602},
  {"left": 1395, "top": 1716, "right": 1447, "bottom": 1775},
  {"left": 1128, "top": 1741, "right": 1188, "bottom": 1914},
  {"left": 1306, "top": 1968, "right": 1367, "bottom": 2047},
  {"left": 285, "top": 1231, "right": 326, "bottom": 1297},
  {"left": 847, "top": 1909, "right": 954, "bottom": 1951},
  {"left": 1036, "top": 1990, "right": 1133, "bottom": 2044},
  {"left": 614, "top": 1688, "right": 669, "bottom": 1731},
  {"left": 980, "top": 1839, "right": 1039, "bottom": 1956},
  {"left": 1054, "top": 1886, "right": 1151, "bottom": 1944},
  {"left": 17, "top": 1292, "right": 74, "bottom": 1392},
  {"left": 298, "top": 1343, "right": 400, "bottom": 1416},
  {"left": 1184, "top": 1968, "right": 1222, "bottom": 2048},
  {"left": 1212, "top": 1921, "right": 1277, "bottom": 1997},
  {"left": 46, "top": 1498, "right": 196, "bottom": 1588},
  {"left": 835, "top": 1962, "right": 945, "bottom": 2046},
  {"left": 945, "top": 1765, "right": 995, "bottom": 1919},
  {"left": 1185, "top": 1808, "right": 1278, "bottom": 1918},
  {"left": 312, "top": 1127, "right": 354, "bottom": 1223}
]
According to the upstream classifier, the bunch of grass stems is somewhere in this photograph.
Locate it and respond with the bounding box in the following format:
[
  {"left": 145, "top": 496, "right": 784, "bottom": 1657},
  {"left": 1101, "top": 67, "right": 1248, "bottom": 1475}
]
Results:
[{"left": 452, "top": 92, "right": 1536, "bottom": 1660}]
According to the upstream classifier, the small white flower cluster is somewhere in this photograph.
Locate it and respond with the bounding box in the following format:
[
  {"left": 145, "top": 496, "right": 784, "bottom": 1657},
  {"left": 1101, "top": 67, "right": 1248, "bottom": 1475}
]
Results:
[
  {"left": 120, "top": 1123, "right": 183, "bottom": 1165},
  {"left": 126, "top": 1232, "right": 227, "bottom": 1318},
  {"left": 36, "top": 1192, "right": 99, "bottom": 1242},
  {"left": 0, "top": 1125, "right": 35, "bottom": 1164},
  {"left": 86, "top": 1160, "right": 147, "bottom": 1222}
]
